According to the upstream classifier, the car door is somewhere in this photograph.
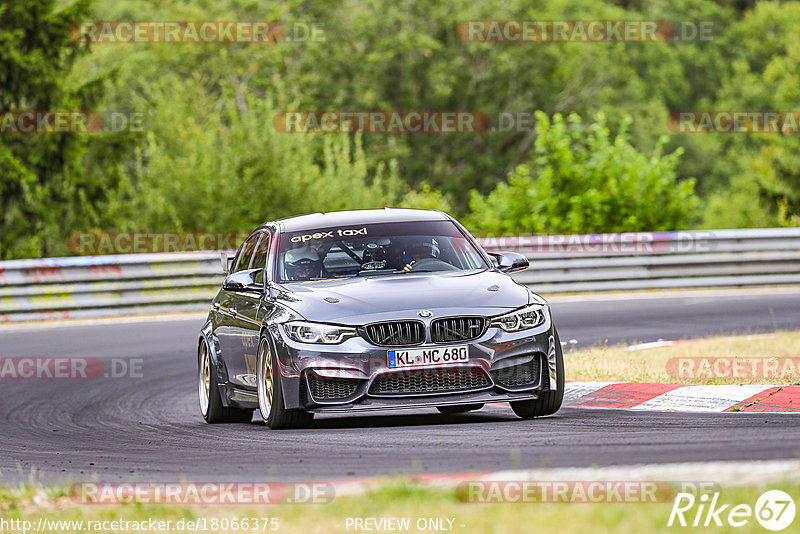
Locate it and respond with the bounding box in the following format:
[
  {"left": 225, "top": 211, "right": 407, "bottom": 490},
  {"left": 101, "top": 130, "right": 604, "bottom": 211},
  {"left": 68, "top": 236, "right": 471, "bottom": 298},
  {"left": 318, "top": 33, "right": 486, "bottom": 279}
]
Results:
[
  {"left": 215, "top": 232, "right": 261, "bottom": 389},
  {"left": 225, "top": 231, "right": 273, "bottom": 389}
]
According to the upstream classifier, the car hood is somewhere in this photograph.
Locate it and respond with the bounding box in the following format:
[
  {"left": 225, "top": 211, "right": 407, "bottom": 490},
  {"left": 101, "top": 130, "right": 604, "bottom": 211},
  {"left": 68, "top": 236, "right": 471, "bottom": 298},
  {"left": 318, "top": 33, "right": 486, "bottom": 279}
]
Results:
[{"left": 275, "top": 270, "right": 530, "bottom": 325}]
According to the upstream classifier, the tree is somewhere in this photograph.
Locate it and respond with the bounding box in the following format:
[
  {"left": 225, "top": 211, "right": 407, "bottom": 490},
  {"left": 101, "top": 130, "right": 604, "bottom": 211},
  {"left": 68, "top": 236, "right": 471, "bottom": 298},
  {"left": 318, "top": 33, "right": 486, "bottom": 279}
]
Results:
[
  {"left": 700, "top": 1, "right": 800, "bottom": 228},
  {"left": 467, "top": 112, "right": 699, "bottom": 233},
  {"left": 97, "top": 76, "right": 410, "bottom": 233},
  {"left": 0, "top": 0, "right": 116, "bottom": 258},
  {"left": 252, "top": 0, "right": 720, "bottom": 210}
]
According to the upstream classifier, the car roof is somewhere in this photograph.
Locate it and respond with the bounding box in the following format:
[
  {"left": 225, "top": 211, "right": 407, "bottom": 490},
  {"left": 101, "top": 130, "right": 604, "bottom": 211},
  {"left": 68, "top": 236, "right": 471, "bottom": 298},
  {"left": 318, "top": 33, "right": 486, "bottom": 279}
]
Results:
[{"left": 268, "top": 208, "right": 451, "bottom": 233}]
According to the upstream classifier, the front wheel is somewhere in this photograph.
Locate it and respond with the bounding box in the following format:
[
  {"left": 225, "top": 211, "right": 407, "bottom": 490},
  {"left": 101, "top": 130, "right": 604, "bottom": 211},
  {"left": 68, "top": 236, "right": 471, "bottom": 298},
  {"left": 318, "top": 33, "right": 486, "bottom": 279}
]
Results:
[
  {"left": 257, "top": 336, "right": 313, "bottom": 429},
  {"left": 198, "top": 339, "right": 253, "bottom": 423},
  {"left": 510, "top": 329, "right": 565, "bottom": 418}
]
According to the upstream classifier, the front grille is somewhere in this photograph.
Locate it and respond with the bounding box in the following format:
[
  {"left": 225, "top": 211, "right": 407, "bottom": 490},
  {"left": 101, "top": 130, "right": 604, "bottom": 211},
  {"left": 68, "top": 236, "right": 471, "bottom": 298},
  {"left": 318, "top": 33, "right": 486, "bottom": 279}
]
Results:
[
  {"left": 369, "top": 367, "right": 490, "bottom": 395},
  {"left": 306, "top": 373, "right": 362, "bottom": 401},
  {"left": 363, "top": 321, "right": 424, "bottom": 346},
  {"left": 431, "top": 316, "right": 488, "bottom": 343},
  {"left": 491, "top": 356, "right": 541, "bottom": 388}
]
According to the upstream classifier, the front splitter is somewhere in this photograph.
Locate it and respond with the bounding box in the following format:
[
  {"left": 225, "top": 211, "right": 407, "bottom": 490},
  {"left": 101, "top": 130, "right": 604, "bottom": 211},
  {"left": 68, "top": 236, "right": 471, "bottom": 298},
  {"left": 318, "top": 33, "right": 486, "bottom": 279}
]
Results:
[{"left": 307, "top": 388, "right": 541, "bottom": 413}]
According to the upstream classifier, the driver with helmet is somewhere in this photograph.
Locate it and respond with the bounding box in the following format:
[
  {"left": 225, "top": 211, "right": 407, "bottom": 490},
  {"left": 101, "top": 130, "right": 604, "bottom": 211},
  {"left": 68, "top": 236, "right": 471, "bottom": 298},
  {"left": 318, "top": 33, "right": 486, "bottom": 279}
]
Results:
[
  {"left": 402, "top": 237, "right": 440, "bottom": 272},
  {"left": 285, "top": 247, "right": 324, "bottom": 281}
]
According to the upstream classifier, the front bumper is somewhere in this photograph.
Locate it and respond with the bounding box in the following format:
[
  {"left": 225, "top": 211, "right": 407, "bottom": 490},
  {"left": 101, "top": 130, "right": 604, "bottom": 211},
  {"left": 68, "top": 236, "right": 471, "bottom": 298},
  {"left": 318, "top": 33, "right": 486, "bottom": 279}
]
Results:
[
  {"left": 269, "top": 315, "right": 558, "bottom": 411},
  {"left": 307, "top": 389, "right": 545, "bottom": 413}
]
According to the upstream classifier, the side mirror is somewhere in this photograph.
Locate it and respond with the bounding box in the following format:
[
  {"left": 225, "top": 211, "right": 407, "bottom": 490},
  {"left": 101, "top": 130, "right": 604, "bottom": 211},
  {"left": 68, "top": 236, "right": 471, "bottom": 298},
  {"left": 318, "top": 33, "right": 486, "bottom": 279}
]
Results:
[
  {"left": 488, "top": 252, "right": 529, "bottom": 273},
  {"left": 223, "top": 268, "right": 263, "bottom": 292},
  {"left": 220, "top": 252, "right": 231, "bottom": 274}
]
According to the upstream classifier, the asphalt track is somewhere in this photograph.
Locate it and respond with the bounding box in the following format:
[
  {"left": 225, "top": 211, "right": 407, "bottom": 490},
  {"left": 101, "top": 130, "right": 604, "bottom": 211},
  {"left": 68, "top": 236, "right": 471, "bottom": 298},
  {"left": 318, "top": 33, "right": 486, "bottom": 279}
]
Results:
[{"left": 1, "top": 291, "right": 800, "bottom": 484}]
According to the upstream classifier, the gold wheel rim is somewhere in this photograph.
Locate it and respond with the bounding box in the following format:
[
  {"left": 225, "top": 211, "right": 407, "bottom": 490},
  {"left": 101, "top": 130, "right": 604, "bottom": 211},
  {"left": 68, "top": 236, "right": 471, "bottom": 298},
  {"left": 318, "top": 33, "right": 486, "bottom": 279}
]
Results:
[
  {"left": 198, "top": 343, "right": 210, "bottom": 415},
  {"left": 258, "top": 340, "right": 273, "bottom": 419}
]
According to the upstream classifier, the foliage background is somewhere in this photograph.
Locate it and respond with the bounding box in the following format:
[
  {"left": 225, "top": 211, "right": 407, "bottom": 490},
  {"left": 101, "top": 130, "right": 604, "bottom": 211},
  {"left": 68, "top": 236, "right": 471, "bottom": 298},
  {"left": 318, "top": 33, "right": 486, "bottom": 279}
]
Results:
[{"left": 1, "top": 0, "right": 798, "bottom": 258}]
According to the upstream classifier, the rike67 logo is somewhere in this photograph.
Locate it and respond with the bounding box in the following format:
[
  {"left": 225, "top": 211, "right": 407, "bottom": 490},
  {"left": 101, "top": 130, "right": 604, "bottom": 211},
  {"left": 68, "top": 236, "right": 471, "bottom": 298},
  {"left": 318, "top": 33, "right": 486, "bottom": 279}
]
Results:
[{"left": 668, "top": 490, "right": 795, "bottom": 531}]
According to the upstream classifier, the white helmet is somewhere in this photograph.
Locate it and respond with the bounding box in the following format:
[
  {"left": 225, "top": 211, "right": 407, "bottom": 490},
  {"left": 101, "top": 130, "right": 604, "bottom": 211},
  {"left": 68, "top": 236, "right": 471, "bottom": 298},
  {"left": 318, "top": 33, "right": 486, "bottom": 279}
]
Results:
[
  {"left": 285, "top": 247, "right": 321, "bottom": 264},
  {"left": 285, "top": 247, "right": 322, "bottom": 280}
]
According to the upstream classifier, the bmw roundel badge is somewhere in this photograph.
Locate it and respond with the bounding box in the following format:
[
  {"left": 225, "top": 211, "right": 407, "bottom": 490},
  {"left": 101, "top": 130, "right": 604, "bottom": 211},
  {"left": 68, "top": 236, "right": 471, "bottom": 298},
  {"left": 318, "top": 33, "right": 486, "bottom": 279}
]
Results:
[{"left": 418, "top": 310, "right": 432, "bottom": 318}]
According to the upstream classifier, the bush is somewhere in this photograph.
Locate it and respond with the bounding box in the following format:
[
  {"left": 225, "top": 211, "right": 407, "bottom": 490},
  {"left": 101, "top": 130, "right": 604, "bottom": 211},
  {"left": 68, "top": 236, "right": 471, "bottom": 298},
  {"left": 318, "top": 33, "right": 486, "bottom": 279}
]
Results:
[
  {"left": 98, "top": 78, "right": 407, "bottom": 234},
  {"left": 467, "top": 112, "right": 699, "bottom": 234}
]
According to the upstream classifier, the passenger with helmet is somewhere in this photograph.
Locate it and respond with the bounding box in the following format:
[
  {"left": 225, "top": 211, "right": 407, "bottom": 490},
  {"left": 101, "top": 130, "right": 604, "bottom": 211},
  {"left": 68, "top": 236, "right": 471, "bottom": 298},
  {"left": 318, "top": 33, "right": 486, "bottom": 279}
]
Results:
[
  {"left": 361, "top": 242, "right": 389, "bottom": 270},
  {"left": 285, "top": 247, "right": 324, "bottom": 281},
  {"left": 402, "top": 237, "right": 441, "bottom": 272}
]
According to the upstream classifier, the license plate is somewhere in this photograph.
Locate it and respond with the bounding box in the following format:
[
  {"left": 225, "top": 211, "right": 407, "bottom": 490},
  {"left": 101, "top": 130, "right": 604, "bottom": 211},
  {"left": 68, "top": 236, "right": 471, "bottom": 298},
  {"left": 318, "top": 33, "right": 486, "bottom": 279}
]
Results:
[{"left": 387, "top": 346, "right": 469, "bottom": 368}]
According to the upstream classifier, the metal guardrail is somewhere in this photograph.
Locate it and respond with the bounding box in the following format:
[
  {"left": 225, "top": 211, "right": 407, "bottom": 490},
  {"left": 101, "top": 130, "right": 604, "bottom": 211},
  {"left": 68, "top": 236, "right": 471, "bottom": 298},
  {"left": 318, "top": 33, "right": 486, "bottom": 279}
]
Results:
[
  {"left": 487, "top": 228, "right": 800, "bottom": 292},
  {"left": 1, "top": 228, "right": 799, "bottom": 322},
  {"left": 0, "top": 253, "right": 227, "bottom": 322}
]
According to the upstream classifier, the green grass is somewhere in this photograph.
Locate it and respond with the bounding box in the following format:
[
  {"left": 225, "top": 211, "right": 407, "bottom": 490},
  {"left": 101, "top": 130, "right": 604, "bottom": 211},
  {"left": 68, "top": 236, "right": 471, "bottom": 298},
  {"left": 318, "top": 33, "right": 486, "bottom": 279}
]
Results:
[
  {"left": 1, "top": 480, "right": 799, "bottom": 533},
  {"left": 567, "top": 331, "right": 800, "bottom": 384}
]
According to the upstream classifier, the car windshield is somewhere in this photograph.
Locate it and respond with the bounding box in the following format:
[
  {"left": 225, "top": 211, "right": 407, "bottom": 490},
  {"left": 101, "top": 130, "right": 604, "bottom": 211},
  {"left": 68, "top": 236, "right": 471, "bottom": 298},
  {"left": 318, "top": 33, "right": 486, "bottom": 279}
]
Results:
[{"left": 277, "top": 220, "right": 488, "bottom": 282}]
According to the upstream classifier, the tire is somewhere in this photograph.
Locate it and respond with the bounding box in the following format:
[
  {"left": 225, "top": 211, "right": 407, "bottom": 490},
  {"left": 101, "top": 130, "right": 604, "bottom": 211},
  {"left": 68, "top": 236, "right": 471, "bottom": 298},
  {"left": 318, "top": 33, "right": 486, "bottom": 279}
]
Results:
[
  {"left": 198, "top": 339, "right": 254, "bottom": 424},
  {"left": 257, "top": 336, "right": 314, "bottom": 430},
  {"left": 510, "top": 329, "right": 565, "bottom": 418},
  {"left": 436, "top": 404, "right": 484, "bottom": 414}
]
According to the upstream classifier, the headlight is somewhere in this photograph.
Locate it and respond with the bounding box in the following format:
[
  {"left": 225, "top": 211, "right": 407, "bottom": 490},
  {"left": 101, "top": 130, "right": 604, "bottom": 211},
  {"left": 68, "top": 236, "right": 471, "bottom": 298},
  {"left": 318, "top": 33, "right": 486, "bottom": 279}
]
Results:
[
  {"left": 491, "top": 304, "right": 547, "bottom": 332},
  {"left": 283, "top": 321, "right": 357, "bottom": 344}
]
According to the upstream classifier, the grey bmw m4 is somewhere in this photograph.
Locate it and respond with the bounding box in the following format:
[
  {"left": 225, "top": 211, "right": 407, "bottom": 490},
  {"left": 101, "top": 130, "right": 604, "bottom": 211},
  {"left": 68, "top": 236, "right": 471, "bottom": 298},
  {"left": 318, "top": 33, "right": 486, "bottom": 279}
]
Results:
[{"left": 198, "top": 208, "right": 564, "bottom": 428}]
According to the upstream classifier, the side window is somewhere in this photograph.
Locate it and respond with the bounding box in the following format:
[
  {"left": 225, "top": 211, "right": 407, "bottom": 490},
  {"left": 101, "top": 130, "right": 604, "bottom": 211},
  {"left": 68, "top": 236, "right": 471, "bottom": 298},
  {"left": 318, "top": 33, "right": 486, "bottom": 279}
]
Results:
[
  {"left": 252, "top": 233, "right": 270, "bottom": 284},
  {"left": 234, "top": 234, "right": 259, "bottom": 272}
]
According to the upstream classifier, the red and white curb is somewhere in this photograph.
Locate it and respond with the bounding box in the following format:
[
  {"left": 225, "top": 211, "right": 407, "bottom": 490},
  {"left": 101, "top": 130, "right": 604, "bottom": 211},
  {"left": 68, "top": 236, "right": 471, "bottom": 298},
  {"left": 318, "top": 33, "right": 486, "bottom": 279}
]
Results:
[{"left": 565, "top": 382, "right": 800, "bottom": 412}]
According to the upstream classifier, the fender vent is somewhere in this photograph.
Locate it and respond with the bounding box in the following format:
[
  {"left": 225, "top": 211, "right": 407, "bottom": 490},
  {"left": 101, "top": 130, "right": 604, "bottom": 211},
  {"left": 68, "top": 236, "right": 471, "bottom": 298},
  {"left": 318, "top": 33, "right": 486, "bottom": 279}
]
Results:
[
  {"left": 491, "top": 356, "right": 542, "bottom": 388},
  {"left": 306, "top": 373, "right": 362, "bottom": 401}
]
